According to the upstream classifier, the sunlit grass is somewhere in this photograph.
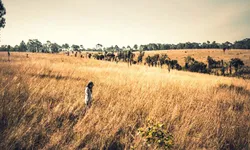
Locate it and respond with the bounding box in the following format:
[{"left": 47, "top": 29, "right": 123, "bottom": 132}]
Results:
[{"left": 0, "top": 51, "right": 249, "bottom": 149}]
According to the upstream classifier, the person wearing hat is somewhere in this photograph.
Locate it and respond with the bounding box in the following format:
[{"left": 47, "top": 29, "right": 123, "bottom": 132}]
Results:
[{"left": 85, "top": 81, "right": 94, "bottom": 107}]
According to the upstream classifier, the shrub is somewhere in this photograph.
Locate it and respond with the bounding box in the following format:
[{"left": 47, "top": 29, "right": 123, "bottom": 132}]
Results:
[
  {"left": 230, "top": 58, "right": 244, "bottom": 73},
  {"left": 93, "top": 53, "right": 104, "bottom": 60},
  {"left": 137, "top": 120, "right": 174, "bottom": 149},
  {"left": 137, "top": 51, "right": 145, "bottom": 63},
  {"left": 235, "top": 66, "right": 250, "bottom": 79},
  {"left": 189, "top": 61, "right": 207, "bottom": 73},
  {"left": 185, "top": 56, "right": 207, "bottom": 73},
  {"left": 169, "top": 60, "right": 182, "bottom": 70},
  {"left": 159, "top": 54, "right": 168, "bottom": 67},
  {"left": 175, "top": 63, "right": 182, "bottom": 70},
  {"left": 237, "top": 66, "right": 250, "bottom": 74},
  {"left": 146, "top": 56, "right": 152, "bottom": 66},
  {"left": 207, "top": 56, "right": 221, "bottom": 69}
]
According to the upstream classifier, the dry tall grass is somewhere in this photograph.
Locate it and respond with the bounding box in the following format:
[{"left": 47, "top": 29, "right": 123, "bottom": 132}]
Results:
[{"left": 0, "top": 52, "right": 250, "bottom": 149}]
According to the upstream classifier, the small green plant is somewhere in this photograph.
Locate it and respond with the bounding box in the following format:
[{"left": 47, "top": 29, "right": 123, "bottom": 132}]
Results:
[{"left": 137, "top": 119, "right": 174, "bottom": 149}]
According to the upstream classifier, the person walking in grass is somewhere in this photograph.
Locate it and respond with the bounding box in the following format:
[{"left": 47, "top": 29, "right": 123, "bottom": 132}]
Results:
[{"left": 85, "top": 81, "right": 94, "bottom": 107}]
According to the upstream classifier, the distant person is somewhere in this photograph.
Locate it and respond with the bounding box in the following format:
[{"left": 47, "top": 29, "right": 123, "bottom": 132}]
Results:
[
  {"left": 7, "top": 51, "right": 10, "bottom": 61},
  {"left": 26, "top": 54, "right": 29, "bottom": 58},
  {"left": 85, "top": 81, "right": 94, "bottom": 107}
]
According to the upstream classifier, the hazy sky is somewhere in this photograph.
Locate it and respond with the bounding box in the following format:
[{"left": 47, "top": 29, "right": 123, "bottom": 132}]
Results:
[{"left": 1, "top": 0, "right": 250, "bottom": 48}]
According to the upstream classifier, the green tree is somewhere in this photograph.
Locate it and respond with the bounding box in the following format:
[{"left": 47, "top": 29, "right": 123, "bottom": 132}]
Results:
[
  {"left": 0, "top": 45, "right": 8, "bottom": 51},
  {"left": 185, "top": 56, "right": 207, "bottom": 73},
  {"left": 145, "top": 56, "right": 151, "bottom": 67},
  {"left": 62, "top": 43, "right": 70, "bottom": 51},
  {"left": 13, "top": 45, "right": 19, "bottom": 51},
  {"left": 71, "top": 44, "right": 80, "bottom": 51},
  {"left": 221, "top": 41, "right": 232, "bottom": 49},
  {"left": 189, "top": 61, "right": 207, "bottom": 73},
  {"left": 207, "top": 56, "right": 216, "bottom": 69},
  {"left": 230, "top": 58, "right": 244, "bottom": 73},
  {"left": 19, "top": 41, "right": 27, "bottom": 52},
  {"left": 233, "top": 38, "right": 250, "bottom": 49},
  {"left": 211, "top": 41, "right": 219, "bottom": 48},
  {"left": 133, "top": 44, "right": 138, "bottom": 50},
  {"left": 46, "top": 41, "right": 52, "bottom": 52},
  {"left": 139, "top": 45, "right": 148, "bottom": 51},
  {"left": 114, "top": 45, "right": 120, "bottom": 51},
  {"left": 51, "top": 43, "right": 61, "bottom": 53},
  {"left": 27, "top": 39, "right": 43, "bottom": 52},
  {"left": 127, "top": 45, "right": 131, "bottom": 50},
  {"left": 137, "top": 51, "right": 145, "bottom": 64},
  {"left": 7, "top": 45, "right": 11, "bottom": 51},
  {"left": 96, "top": 43, "right": 103, "bottom": 51},
  {"left": 0, "top": 0, "right": 6, "bottom": 28}
]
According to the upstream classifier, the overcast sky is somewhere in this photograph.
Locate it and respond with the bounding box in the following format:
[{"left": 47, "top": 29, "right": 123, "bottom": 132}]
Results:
[{"left": 1, "top": 0, "right": 250, "bottom": 48}]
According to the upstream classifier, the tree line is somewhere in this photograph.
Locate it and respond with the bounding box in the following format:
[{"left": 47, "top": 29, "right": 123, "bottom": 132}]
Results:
[
  {"left": 89, "top": 50, "right": 249, "bottom": 79},
  {"left": 138, "top": 39, "right": 250, "bottom": 50},
  {"left": 1, "top": 38, "right": 250, "bottom": 53}
]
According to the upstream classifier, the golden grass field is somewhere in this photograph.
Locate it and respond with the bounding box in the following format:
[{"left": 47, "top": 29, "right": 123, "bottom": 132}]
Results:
[{"left": 0, "top": 50, "right": 250, "bottom": 149}]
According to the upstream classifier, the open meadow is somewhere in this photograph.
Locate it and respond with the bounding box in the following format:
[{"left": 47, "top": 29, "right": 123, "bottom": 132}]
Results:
[{"left": 0, "top": 51, "right": 250, "bottom": 149}]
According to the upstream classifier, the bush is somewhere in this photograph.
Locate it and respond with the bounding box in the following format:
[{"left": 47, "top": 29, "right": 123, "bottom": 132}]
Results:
[
  {"left": 175, "top": 64, "right": 182, "bottom": 70},
  {"left": 136, "top": 120, "right": 174, "bottom": 149},
  {"left": 207, "top": 56, "right": 221, "bottom": 69},
  {"left": 137, "top": 51, "right": 145, "bottom": 63},
  {"left": 168, "top": 60, "right": 182, "bottom": 70},
  {"left": 235, "top": 66, "right": 250, "bottom": 79},
  {"left": 189, "top": 61, "right": 207, "bottom": 73},
  {"left": 237, "top": 66, "right": 250, "bottom": 74},
  {"left": 185, "top": 56, "right": 207, "bottom": 73},
  {"left": 230, "top": 58, "right": 244, "bottom": 73},
  {"left": 93, "top": 53, "right": 104, "bottom": 60}
]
